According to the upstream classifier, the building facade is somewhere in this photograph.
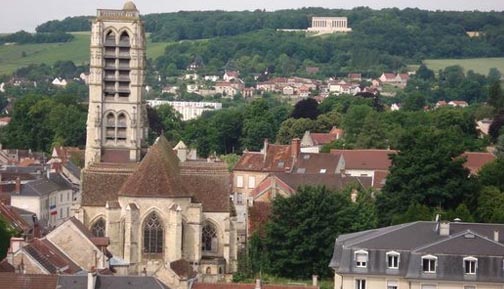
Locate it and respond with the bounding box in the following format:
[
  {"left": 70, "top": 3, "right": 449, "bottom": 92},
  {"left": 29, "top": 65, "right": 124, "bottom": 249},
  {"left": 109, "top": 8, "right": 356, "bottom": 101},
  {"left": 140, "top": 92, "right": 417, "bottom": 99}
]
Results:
[
  {"left": 307, "top": 17, "right": 352, "bottom": 33},
  {"left": 85, "top": 1, "right": 148, "bottom": 167},
  {"left": 330, "top": 221, "right": 504, "bottom": 289}
]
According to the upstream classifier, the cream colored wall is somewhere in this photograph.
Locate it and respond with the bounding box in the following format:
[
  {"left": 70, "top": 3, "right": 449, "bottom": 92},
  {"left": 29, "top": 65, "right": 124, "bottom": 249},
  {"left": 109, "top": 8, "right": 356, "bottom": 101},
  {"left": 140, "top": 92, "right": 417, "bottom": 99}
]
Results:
[
  {"left": 12, "top": 251, "right": 48, "bottom": 274},
  {"left": 46, "top": 220, "right": 106, "bottom": 270},
  {"left": 338, "top": 274, "right": 504, "bottom": 289}
]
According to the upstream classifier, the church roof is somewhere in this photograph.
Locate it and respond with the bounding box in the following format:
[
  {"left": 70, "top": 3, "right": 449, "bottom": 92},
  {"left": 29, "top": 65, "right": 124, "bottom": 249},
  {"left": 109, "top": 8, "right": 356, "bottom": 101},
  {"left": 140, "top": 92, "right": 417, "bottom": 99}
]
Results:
[
  {"left": 118, "top": 136, "right": 190, "bottom": 198},
  {"left": 81, "top": 163, "right": 137, "bottom": 206},
  {"left": 123, "top": 1, "right": 137, "bottom": 10}
]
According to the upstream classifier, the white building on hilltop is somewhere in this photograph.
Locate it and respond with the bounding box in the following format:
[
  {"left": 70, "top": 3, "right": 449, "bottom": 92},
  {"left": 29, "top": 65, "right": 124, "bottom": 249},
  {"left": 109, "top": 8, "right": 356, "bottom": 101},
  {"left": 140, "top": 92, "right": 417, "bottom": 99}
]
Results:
[
  {"left": 147, "top": 99, "right": 222, "bottom": 121},
  {"left": 307, "top": 17, "right": 352, "bottom": 33}
]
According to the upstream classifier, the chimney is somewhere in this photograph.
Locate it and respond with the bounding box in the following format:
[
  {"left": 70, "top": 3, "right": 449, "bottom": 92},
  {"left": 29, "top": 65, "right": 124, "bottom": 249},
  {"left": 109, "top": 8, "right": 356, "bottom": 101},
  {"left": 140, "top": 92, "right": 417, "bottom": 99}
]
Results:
[
  {"left": 439, "top": 222, "right": 450, "bottom": 236},
  {"left": 312, "top": 275, "right": 318, "bottom": 287},
  {"left": 88, "top": 268, "right": 97, "bottom": 289},
  {"left": 494, "top": 230, "right": 499, "bottom": 242},
  {"left": 291, "top": 138, "right": 300, "bottom": 158},
  {"left": 32, "top": 214, "right": 41, "bottom": 239},
  {"left": 142, "top": 267, "right": 147, "bottom": 276},
  {"left": 255, "top": 279, "right": 262, "bottom": 289},
  {"left": 15, "top": 177, "right": 21, "bottom": 194}
]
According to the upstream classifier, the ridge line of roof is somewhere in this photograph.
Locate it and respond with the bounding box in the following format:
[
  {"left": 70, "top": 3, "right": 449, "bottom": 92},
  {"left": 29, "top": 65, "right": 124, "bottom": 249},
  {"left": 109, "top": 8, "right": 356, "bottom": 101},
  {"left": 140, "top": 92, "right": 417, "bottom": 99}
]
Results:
[{"left": 344, "top": 221, "right": 425, "bottom": 248}]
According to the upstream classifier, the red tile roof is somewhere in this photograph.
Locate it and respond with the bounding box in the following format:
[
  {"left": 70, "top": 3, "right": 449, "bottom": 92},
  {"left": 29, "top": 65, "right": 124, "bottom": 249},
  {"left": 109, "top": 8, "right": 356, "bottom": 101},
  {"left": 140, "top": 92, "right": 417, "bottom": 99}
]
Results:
[
  {"left": 330, "top": 149, "right": 397, "bottom": 170},
  {"left": 234, "top": 142, "right": 296, "bottom": 172},
  {"left": 461, "top": 152, "right": 495, "bottom": 175},
  {"left": 23, "top": 239, "right": 81, "bottom": 274},
  {"left": 308, "top": 133, "right": 337, "bottom": 146},
  {"left": 193, "top": 282, "right": 318, "bottom": 289},
  {"left": 0, "top": 273, "right": 58, "bottom": 289}
]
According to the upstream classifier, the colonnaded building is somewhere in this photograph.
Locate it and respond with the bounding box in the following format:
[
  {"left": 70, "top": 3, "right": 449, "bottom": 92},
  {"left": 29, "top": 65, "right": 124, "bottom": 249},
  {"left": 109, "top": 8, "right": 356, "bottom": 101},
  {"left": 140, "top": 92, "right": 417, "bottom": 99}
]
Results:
[
  {"left": 75, "top": 2, "right": 238, "bottom": 288},
  {"left": 307, "top": 17, "right": 352, "bottom": 33}
]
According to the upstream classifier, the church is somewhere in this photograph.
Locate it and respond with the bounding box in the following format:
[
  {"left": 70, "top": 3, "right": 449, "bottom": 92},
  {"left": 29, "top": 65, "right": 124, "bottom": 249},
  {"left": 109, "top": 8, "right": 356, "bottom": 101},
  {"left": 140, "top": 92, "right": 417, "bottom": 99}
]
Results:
[{"left": 75, "top": 2, "right": 238, "bottom": 287}]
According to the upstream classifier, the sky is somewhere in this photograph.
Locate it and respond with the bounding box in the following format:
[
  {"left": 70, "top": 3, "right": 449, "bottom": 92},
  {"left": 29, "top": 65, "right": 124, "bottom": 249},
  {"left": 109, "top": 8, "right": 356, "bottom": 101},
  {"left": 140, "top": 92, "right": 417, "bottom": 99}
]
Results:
[{"left": 1, "top": 0, "right": 504, "bottom": 33}]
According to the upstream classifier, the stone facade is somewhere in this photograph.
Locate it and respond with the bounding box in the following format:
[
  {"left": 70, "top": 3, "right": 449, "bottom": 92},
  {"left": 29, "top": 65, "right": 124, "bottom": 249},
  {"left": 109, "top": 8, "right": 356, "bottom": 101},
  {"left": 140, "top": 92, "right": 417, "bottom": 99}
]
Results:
[
  {"left": 307, "top": 17, "right": 352, "bottom": 33},
  {"left": 85, "top": 2, "right": 148, "bottom": 167}
]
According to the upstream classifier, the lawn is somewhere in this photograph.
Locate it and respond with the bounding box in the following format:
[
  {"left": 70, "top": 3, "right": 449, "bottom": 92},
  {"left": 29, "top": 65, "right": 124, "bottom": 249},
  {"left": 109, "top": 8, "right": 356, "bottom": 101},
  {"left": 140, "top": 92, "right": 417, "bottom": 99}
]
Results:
[
  {"left": 423, "top": 57, "right": 504, "bottom": 75},
  {"left": 0, "top": 32, "right": 172, "bottom": 76}
]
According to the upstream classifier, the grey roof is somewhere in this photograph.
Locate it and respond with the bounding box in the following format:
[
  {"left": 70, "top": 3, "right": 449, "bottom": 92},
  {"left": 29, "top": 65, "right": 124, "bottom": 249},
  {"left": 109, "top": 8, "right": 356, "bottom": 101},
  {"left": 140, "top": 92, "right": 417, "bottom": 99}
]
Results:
[
  {"left": 19, "top": 178, "right": 68, "bottom": 197},
  {"left": 330, "top": 221, "right": 504, "bottom": 283},
  {"left": 63, "top": 160, "right": 81, "bottom": 179},
  {"left": 57, "top": 274, "right": 171, "bottom": 289}
]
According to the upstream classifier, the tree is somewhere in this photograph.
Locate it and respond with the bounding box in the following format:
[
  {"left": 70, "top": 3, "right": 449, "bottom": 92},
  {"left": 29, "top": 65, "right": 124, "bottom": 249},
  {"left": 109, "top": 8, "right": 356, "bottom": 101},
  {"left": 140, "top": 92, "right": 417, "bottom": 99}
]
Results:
[
  {"left": 262, "top": 186, "right": 372, "bottom": 278},
  {"left": 276, "top": 118, "right": 315, "bottom": 144},
  {"left": 478, "top": 158, "right": 504, "bottom": 191},
  {"left": 488, "top": 81, "right": 504, "bottom": 112},
  {"left": 376, "top": 127, "right": 476, "bottom": 226},
  {"left": 401, "top": 92, "right": 426, "bottom": 111},
  {"left": 0, "top": 216, "right": 15, "bottom": 258},
  {"left": 476, "top": 186, "right": 504, "bottom": 223},
  {"left": 416, "top": 64, "right": 435, "bottom": 81},
  {"left": 290, "top": 98, "right": 319, "bottom": 120},
  {"left": 489, "top": 111, "right": 504, "bottom": 142},
  {"left": 156, "top": 104, "right": 184, "bottom": 142}
]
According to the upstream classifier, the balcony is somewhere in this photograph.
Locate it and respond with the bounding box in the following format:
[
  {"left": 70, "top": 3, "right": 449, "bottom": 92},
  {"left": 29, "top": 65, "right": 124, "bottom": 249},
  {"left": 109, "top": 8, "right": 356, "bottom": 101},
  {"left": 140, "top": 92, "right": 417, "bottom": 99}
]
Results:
[
  {"left": 104, "top": 52, "right": 116, "bottom": 58},
  {"left": 104, "top": 63, "right": 116, "bottom": 70}
]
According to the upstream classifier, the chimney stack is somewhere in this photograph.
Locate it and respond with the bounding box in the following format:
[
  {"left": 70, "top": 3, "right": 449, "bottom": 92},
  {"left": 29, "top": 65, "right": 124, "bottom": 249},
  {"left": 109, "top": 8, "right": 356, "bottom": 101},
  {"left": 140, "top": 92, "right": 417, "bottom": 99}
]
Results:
[
  {"left": 312, "top": 275, "right": 319, "bottom": 287},
  {"left": 439, "top": 222, "right": 450, "bottom": 236},
  {"left": 15, "top": 177, "right": 21, "bottom": 194},
  {"left": 494, "top": 230, "right": 499, "bottom": 242},
  {"left": 262, "top": 139, "right": 269, "bottom": 161},
  {"left": 88, "top": 268, "right": 97, "bottom": 289},
  {"left": 291, "top": 138, "right": 300, "bottom": 158},
  {"left": 255, "top": 279, "right": 262, "bottom": 289}
]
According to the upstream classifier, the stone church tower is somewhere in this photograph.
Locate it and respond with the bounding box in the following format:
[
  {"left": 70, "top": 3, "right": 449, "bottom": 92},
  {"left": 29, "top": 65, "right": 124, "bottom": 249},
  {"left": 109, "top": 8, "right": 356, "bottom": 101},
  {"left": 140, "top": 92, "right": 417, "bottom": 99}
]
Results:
[
  {"left": 85, "top": 1, "right": 147, "bottom": 167},
  {"left": 78, "top": 4, "right": 238, "bottom": 287}
]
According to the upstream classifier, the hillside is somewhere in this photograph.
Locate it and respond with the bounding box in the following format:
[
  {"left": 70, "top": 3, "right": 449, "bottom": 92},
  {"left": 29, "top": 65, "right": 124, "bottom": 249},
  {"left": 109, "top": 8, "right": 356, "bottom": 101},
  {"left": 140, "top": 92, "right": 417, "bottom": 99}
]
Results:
[
  {"left": 423, "top": 58, "right": 504, "bottom": 75},
  {"left": 0, "top": 32, "right": 172, "bottom": 76}
]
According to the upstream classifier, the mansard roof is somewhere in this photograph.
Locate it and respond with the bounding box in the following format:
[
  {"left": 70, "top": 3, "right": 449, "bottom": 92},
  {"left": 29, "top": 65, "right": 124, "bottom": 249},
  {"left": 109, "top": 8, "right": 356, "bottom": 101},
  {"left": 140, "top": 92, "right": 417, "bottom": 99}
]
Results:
[
  {"left": 330, "top": 221, "right": 504, "bottom": 283},
  {"left": 118, "top": 136, "right": 190, "bottom": 198}
]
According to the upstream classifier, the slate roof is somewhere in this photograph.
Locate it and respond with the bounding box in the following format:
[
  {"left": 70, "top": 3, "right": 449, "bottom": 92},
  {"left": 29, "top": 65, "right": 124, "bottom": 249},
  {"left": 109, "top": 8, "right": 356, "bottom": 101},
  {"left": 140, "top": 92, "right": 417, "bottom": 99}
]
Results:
[
  {"left": 330, "top": 221, "right": 504, "bottom": 283},
  {"left": 63, "top": 161, "right": 81, "bottom": 179},
  {"left": 274, "top": 172, "right": 372, "bottom": 191},
  {"left": 330, "top": 149, "right": 397, "bottom": 170},
  {"left": 19, "top": 178, "right": 66, "bottom": 197},
  {"left": 57, "top": 274, "right": 170, "bottom": 289}
]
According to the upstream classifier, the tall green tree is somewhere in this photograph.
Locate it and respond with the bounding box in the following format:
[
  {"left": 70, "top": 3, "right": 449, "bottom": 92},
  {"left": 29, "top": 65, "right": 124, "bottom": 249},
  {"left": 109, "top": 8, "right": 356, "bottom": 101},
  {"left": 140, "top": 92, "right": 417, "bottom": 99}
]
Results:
[
  {"left": 376, "top": 127, "right": 475, "bottom": 226},
  {"left": 263, "top": 186, "right": 374, "bottom": 278}
]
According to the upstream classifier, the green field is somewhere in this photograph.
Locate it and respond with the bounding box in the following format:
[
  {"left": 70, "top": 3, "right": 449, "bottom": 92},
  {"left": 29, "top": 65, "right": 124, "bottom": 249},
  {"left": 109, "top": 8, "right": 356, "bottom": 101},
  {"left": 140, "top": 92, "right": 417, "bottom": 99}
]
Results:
[
  {"left": 0, "top": 32, "right": 172, "bottom": 76},
  {"left": 423, "top": 57, "right": 504, "bottom": 75}
]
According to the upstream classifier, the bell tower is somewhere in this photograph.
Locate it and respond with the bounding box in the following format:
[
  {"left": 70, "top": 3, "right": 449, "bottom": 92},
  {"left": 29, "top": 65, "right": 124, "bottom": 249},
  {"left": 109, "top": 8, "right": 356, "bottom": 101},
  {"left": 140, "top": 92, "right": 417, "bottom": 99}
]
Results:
[{"left": 85, "top": 1, "right": 147, "bottom": 167}]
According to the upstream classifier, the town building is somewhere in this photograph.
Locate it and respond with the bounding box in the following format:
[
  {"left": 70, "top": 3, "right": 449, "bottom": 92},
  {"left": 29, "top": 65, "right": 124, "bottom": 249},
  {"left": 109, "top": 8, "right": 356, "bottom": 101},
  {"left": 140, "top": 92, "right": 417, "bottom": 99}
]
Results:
[
  {"left": 301, "top": 127, "right": 344, "bottom": 153},
  {"left": 146, "top": 100, "right": 222, "bottom": 121},
  {"left": 307, "top": 17, "right": 352, "bottom": 33},
  {"left": 330, "top": 220, "right": 504, "bottom": 289}
]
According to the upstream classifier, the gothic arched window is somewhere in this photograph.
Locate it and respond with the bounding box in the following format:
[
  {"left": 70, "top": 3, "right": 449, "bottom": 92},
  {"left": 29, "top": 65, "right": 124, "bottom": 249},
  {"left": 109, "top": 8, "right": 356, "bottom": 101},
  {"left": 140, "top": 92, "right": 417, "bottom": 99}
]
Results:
[
  {"left": 105, "top": 113, "right": 116, "bottom": 141},
  {"left": 202, "top": 222, "right": 218, "bottom": 253},
  {"left": 119, "top": 31, "right": 130, "bottom": 46},
  {"left": 105, "top": 31, "right": 116, "bottom": 44},
  {"left": 143, "top": 212, "right": 164, "bottom": 254},
  {"left": 91, "top": 218, "right": 106, "bottom": 237},
  {"left": 117, "top": 113, "right": 127, "bottom": 141}
]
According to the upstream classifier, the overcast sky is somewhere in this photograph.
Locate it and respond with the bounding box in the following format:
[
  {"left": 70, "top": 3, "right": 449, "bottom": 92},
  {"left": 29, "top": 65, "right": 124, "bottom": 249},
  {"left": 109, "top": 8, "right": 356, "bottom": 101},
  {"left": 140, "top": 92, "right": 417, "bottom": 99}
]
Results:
[{"left": 1, "top": 0, "right": 504, "bottom": 33}]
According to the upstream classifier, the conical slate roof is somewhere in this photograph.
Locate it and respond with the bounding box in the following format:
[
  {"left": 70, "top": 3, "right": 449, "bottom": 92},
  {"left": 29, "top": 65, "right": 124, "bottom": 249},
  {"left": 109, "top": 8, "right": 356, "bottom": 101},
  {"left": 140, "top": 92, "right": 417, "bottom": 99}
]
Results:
[{"left": 118, "top": 136, "right": 190, "bottom": 198}]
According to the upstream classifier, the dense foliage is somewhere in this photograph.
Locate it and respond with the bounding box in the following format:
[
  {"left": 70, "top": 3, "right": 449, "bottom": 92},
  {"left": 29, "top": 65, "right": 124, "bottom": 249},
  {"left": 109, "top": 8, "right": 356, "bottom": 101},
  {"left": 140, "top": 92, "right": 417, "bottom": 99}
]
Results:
[
  {"left": 36, "top": 16, "right": 92, "bottom": 33},
  {"left": 253, "top": 186, "right": 376, "bottom": 278},
  {"left": 0, "top": 31, "right": 74, "bottom": 45}
]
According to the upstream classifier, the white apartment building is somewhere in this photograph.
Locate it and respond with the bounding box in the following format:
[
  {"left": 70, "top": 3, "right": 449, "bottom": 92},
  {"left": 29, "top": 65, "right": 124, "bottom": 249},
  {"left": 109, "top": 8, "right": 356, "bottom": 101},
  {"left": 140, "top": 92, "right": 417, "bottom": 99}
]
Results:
[{"left": 147, "top": 99, "right": 222, "bottom": 121}]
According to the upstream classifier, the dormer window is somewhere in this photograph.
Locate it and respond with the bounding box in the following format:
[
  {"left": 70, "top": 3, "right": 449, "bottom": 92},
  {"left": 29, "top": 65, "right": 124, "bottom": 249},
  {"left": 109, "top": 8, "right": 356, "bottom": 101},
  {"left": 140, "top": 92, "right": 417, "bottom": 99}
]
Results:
[
  {"left": 422, "top": 255, "right": 437, "bottom": 273},
  {"left": 355, "top": 250, "right": 368, "bottom": 268},
  {"left": 464, "top": 256, "right": 477, "bottom": 274},
  {"left": 386, "top": 251, "right": 400, "bottom": 269}
]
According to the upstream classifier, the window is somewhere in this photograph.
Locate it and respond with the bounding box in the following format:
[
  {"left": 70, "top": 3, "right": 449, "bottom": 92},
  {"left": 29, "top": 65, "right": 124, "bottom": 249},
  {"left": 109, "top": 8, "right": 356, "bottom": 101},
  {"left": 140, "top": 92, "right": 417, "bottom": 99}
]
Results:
[
  {"left": 387, "top": 280, "right": 398, "bottom": 289},
  {"left": 248, "top": 176, "right": 256, "bottom": 189},
  {"left": 320, "top": 169, "right": 327, "bottom": 173},
  {"left": 143, "top": 212, "right": 164, "bottom": 254},
  {"left": 387, "top": 251, "right": 400, "bottom": 269},
  {"left": 464, "top": 257, "right": 477, "bottom": 274},
  {"left": 91, "top": 218, "right": 106, "bottom": 237},
  {"left": 236, "top": 176, "right": 243, "bottom": 188},
  {"left": 355, "top": 250, "right": 368, "bottom": 268},
  {"left": 60, "top": 193, "right": 63, "bottom": 202},
  {"left": 202, "top": 222, "right": 218, "bottom": 253},
  {"left": 355, "top": 279, "right": 366, "bottom": 289},
  {"left": 422, "top": 255, "right": 437, "bottom": 273},
  {"left": 237, "top": 193, "right": 243, "bottom": 205},
  {"left": 66, "top": 207, "right": 69, "bottom": 218}
]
